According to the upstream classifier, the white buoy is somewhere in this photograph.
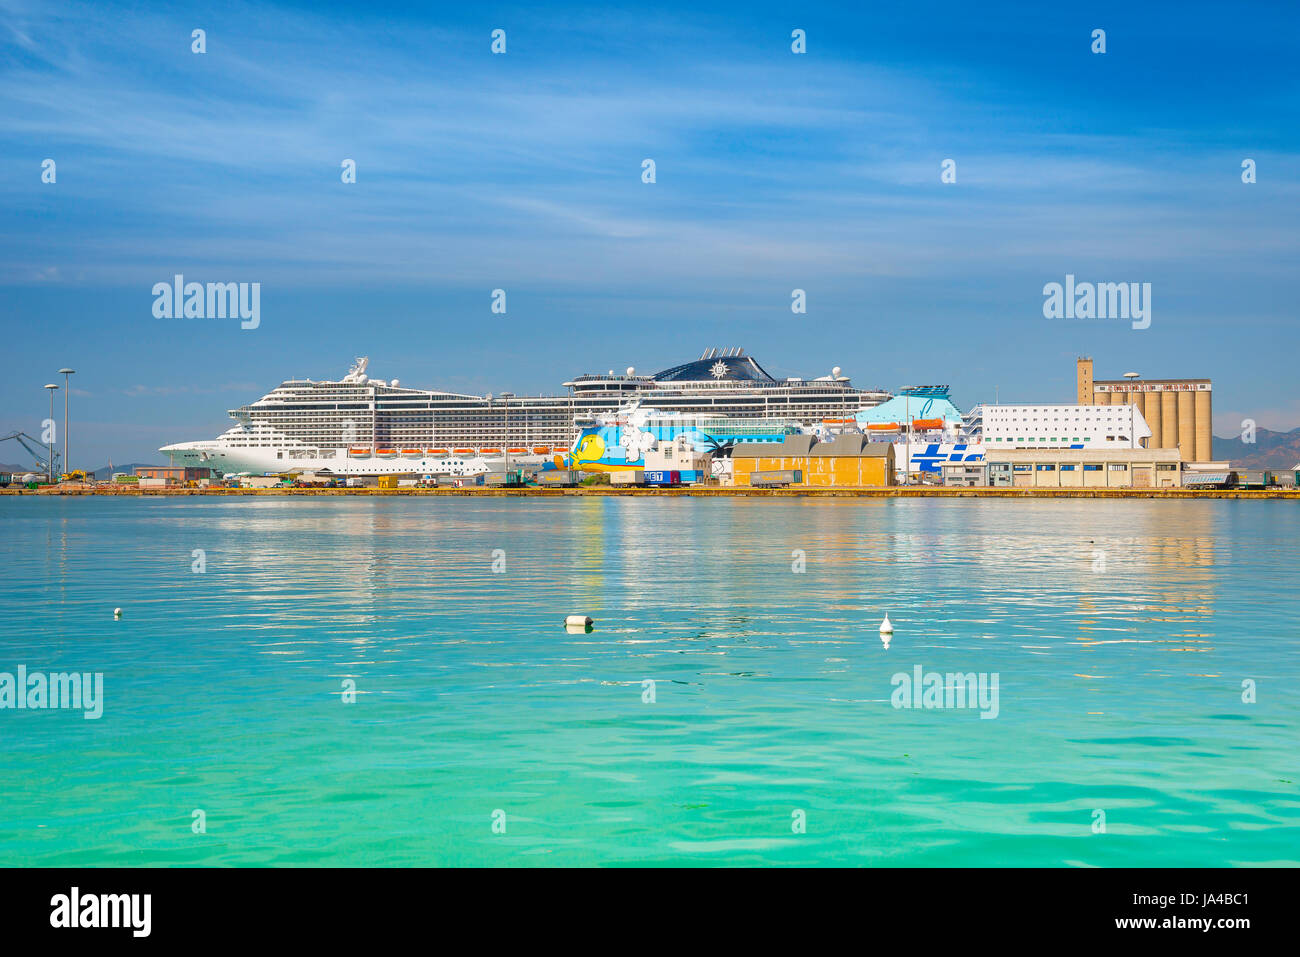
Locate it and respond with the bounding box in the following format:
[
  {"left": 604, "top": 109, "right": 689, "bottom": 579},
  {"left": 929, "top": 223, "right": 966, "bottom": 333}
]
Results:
[
  {"left": 880, "top": 633, "right": 891, "bottom": 650},
  {"left": 113, "top": 607, "right": 122, "bottom": 619},
  {"left": 879, "top": 614, "right": 893, "bottom": 635},
  {"left": 565, "top": 615, "right": 593, "bottom": 628}
]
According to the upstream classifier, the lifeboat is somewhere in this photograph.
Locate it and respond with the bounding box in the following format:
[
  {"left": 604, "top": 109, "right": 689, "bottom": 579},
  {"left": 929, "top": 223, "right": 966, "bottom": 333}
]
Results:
[
  {"left": 507, "top": 447, "right": 527, "bottom": 454},
  {"left": 911, "top": 418, "right": 945, "bottom": 430},
  {"left": 401, "top": 448, "right": 422, "bottom": 455},
  {"left": 376, "top": 448, "right": 397, "bottom": 456},
  {"left": 426, "top": 448, "right": 448, "bottom": 456},
  {"left": 348, "top": 447, "right": 369, "bottom": 456},
  {"left": 532, "top": 446, "right": 551, "bottom": 455},
  {"left": 452, "top": 448, "right": 473, "bottom": 455},
  {"left": 481, "top": 448, "right": 502, "bottom": 454},
  {"left": 866, "top": 422, "right": 901, "bottom": 431}
]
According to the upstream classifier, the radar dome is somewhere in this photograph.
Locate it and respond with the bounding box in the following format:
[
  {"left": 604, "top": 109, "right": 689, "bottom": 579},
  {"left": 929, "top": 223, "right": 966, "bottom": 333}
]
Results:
[
  {"left": 626, "top": 367, "right": 635, "bottom": 376},
  {"left": 832, "top": 366, "right": 842, "bottom": 378}
]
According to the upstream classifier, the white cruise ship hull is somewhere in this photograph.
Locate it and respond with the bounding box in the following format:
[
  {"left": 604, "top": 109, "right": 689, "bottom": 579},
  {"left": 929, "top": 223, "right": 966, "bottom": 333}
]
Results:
[{"left": 159, "top": 440, "right": 521, "bottom": 478}]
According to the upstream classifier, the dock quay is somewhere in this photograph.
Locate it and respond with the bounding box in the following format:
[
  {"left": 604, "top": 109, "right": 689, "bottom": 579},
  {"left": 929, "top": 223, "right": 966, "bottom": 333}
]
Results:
[{"left": 5, "top": 485, "right": 1299, "bottom": 500}]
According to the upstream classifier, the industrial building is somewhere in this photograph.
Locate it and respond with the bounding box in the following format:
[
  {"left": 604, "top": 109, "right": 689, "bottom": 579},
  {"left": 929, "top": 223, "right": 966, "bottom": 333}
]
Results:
[
  {"left": 134, "top": 466, "right": 214, "bottom": 484},
  {"left": 1076, "top": 358, "right": 1212, "bottom": 461},
  {"left": 731, "top": 434, "right": 895, "bottom": 487},
  {"left": 983, "top": 403, "right": 1151, "bottom": 449},
  {"left": 984, "top": 448, "right": 1184, "bottom": 488},
  {"left": 644, "top": 434, "right": 712, "bottom": 477}
]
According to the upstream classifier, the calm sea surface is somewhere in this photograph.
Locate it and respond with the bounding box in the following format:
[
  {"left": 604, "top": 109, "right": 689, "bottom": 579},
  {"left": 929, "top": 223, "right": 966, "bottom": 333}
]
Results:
[{"left": 1, "top": 496, "right": 1296, "bottom": 866}]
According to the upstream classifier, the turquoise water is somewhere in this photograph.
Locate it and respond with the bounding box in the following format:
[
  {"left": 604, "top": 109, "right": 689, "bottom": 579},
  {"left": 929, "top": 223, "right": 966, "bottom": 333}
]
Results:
[{"left": 1, "top": 496, "right": 1297, "bottom": 866}]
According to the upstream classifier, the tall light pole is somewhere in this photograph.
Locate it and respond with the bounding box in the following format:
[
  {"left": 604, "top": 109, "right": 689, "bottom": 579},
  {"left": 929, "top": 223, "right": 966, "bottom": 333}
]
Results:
[
  {"left": 59, "top": 368, "right": 75, "bottom": 476},
  {"left": 44, "top": 383, "right": 59, "bottom": 482}
]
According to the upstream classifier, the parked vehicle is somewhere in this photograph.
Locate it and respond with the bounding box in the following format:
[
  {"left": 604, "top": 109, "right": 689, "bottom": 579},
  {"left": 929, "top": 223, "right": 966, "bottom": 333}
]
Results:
[{"left": 750, "top": 469, "right": 802, "bottom": 488}]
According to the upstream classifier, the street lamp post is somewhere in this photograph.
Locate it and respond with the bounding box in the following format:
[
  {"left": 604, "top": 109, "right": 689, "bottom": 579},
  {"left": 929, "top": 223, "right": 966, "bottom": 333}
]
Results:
[
  {"left": 43, "top": 383, "right": 59, "bottom": 482},
  {"left": 58, "top": 368, "right": 75, "bottom": 476}
]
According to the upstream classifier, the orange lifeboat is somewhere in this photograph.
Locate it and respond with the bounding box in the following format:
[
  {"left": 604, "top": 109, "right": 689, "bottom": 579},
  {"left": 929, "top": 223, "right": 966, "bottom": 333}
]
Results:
[
  {"left": 507, "top": 447, "right": 526, "bottom": 454},
  {"left": 401, "top": 448, "right": 422, "bottom": 455},
  {"left": 426, "top": 448, "right": 448, "bottom": 456},
  {"left": 348, "top": 447, "right": 369, "bottom": 456},
  {"left": 376, "top": 448, "right": 397, "bottom": 456},
  {"left": 866, "top": 422, "right": 901, "bottom": 431},
  {"left": 532, "top": 445, "right": 550, "bottom": 455},
  {"left": 481, "top": 448, "right": 502, "bottom": 454},
  {"left": 452, "top": 448, "right": 473, "bottom": 455},
  {"left": 911, "top": 418, "right": 945, "bottom": 430}
]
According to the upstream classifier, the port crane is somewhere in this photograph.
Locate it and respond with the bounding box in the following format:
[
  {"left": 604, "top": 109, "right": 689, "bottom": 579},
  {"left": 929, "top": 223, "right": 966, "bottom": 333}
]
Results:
[{"left": 0, "top": 430, "right": 61, "bottom": 478}]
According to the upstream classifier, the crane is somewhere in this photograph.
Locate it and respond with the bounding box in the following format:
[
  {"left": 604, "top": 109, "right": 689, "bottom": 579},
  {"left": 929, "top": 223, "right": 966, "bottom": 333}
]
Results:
[{"left": 0, "top": 431, "right": 61, "bottom": 478}]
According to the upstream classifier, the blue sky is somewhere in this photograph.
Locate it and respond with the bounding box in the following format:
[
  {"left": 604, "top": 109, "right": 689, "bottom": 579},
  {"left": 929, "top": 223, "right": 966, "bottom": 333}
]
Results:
[{"left": 2, "top": 0, "right": 1297, "bottom": 467}]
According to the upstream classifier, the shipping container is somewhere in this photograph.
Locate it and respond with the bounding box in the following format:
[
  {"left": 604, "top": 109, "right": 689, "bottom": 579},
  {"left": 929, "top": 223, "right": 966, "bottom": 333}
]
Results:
[
  {"left": 537, "top": 470, "right": 581, "bottom": 486},
  {"left": 1181, "top": 471, "right": 1231, "bottom": 488},
  {"left": 643, "top": 470, "right": 681, "bottom": 485},
  {"left": 750, "top": 469, "right": 802, "bottom": 488},
  {"left": 609, "top": 471, "right": 646, "bottom": 485},
  {"left": 1232, "top": 470, "right": 1270, "bottom": 489}
]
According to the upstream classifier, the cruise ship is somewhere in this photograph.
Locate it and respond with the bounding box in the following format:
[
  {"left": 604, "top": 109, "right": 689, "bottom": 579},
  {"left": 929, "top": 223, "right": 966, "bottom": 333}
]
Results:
[{"left": 160, "top": 351, "right": 891, "bottom": 476}]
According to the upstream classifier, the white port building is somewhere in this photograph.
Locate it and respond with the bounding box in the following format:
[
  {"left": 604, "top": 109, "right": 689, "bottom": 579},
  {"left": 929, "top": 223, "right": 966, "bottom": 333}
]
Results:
[{"left": 982, "top": 404, "right": 1152, "bottom": 451}]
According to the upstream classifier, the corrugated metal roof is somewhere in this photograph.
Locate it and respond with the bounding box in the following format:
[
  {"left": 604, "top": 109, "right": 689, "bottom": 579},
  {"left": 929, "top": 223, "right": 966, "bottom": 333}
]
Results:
[
  {"left": 731, "top": 435, "right": 893, "bottom": 458},
  {"left": 733, "top": 435, "right": 816, "bottom": 457},
  {"left": 812, "top": 434, "right": 891, "bottom": 457}
]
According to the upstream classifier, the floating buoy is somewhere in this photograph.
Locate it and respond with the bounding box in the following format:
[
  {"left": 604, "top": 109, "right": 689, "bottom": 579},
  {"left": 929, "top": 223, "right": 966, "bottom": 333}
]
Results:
[
  {"left": 879, "top": 614, "right": 893, "bottom": 635},
  {"left": 565, "top": 615, "right": 593, "bottom": 628},
  {"left": 880, "top": 632, "right": 892, "bottom": 650},
  {"left": 113, "top": 607, "right": 122, "bottom": 619}
]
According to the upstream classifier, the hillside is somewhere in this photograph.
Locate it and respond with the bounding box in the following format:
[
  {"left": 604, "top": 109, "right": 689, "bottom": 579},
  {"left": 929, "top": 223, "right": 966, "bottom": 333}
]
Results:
[{"left": 1212, "top": 427, "right": 1300, "bottom": 469}]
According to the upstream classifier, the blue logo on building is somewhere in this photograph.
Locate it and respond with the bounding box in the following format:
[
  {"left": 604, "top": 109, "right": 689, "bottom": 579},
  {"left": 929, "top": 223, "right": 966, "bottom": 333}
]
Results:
[{"left": 910, "top": 443, "right": 985, "bottom": 473}]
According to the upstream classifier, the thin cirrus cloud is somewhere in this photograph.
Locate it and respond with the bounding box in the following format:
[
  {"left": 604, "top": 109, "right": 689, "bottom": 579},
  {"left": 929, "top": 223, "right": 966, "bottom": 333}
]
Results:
[{"left": 4, "top": 0, "right": 1293, "bottom": 290}]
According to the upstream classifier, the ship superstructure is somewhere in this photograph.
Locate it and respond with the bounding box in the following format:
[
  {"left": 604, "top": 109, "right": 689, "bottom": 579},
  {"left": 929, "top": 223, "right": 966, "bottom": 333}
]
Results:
[{"left": 160, "top": 351, "right": 891, "bottom": 476}]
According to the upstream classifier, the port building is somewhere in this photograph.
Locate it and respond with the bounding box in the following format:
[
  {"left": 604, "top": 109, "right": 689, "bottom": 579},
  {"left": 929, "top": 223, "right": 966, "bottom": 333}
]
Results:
[
  {"left": 983, "top": 448, "right": 1184, "bottom": 488},
  {"left": 1076, "top": 358, "right": 1212, "bottom": 462},
  {"left": 731, "top": 434, "right": 895, "bottom": 487},
  {"left": 983, "top": 403, "right": 1151, "bottom": 450}
]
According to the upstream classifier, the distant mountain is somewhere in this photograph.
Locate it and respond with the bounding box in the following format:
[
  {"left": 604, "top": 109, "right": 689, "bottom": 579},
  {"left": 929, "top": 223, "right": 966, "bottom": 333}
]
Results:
[
  {"left": 1213, "top": 427, "right": 1300, "bottom": 469},
  {"left": 0, "top": 463, "right": 28, "bottom": 473}
]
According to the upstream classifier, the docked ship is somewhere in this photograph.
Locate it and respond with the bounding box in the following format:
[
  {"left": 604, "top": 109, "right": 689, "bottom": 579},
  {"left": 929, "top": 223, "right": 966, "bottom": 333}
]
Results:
[
  {"left": 565, "top": 405, "right": 801, "bottom": 473},
  {"left": 160, "top": 351, "right": 891, "bottom": 476},
  {"left": 850, "top": 385, "right": 986, "bottom": 477}
]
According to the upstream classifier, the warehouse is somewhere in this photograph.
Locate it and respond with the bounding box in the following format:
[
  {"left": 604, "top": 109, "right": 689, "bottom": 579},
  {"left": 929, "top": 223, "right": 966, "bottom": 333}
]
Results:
[
  {"left": 732, "top": 435, "right": 895, "bottom": 487},
  {"left": 986, "top": 448, "right": 1183, "bottom": 488}
]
